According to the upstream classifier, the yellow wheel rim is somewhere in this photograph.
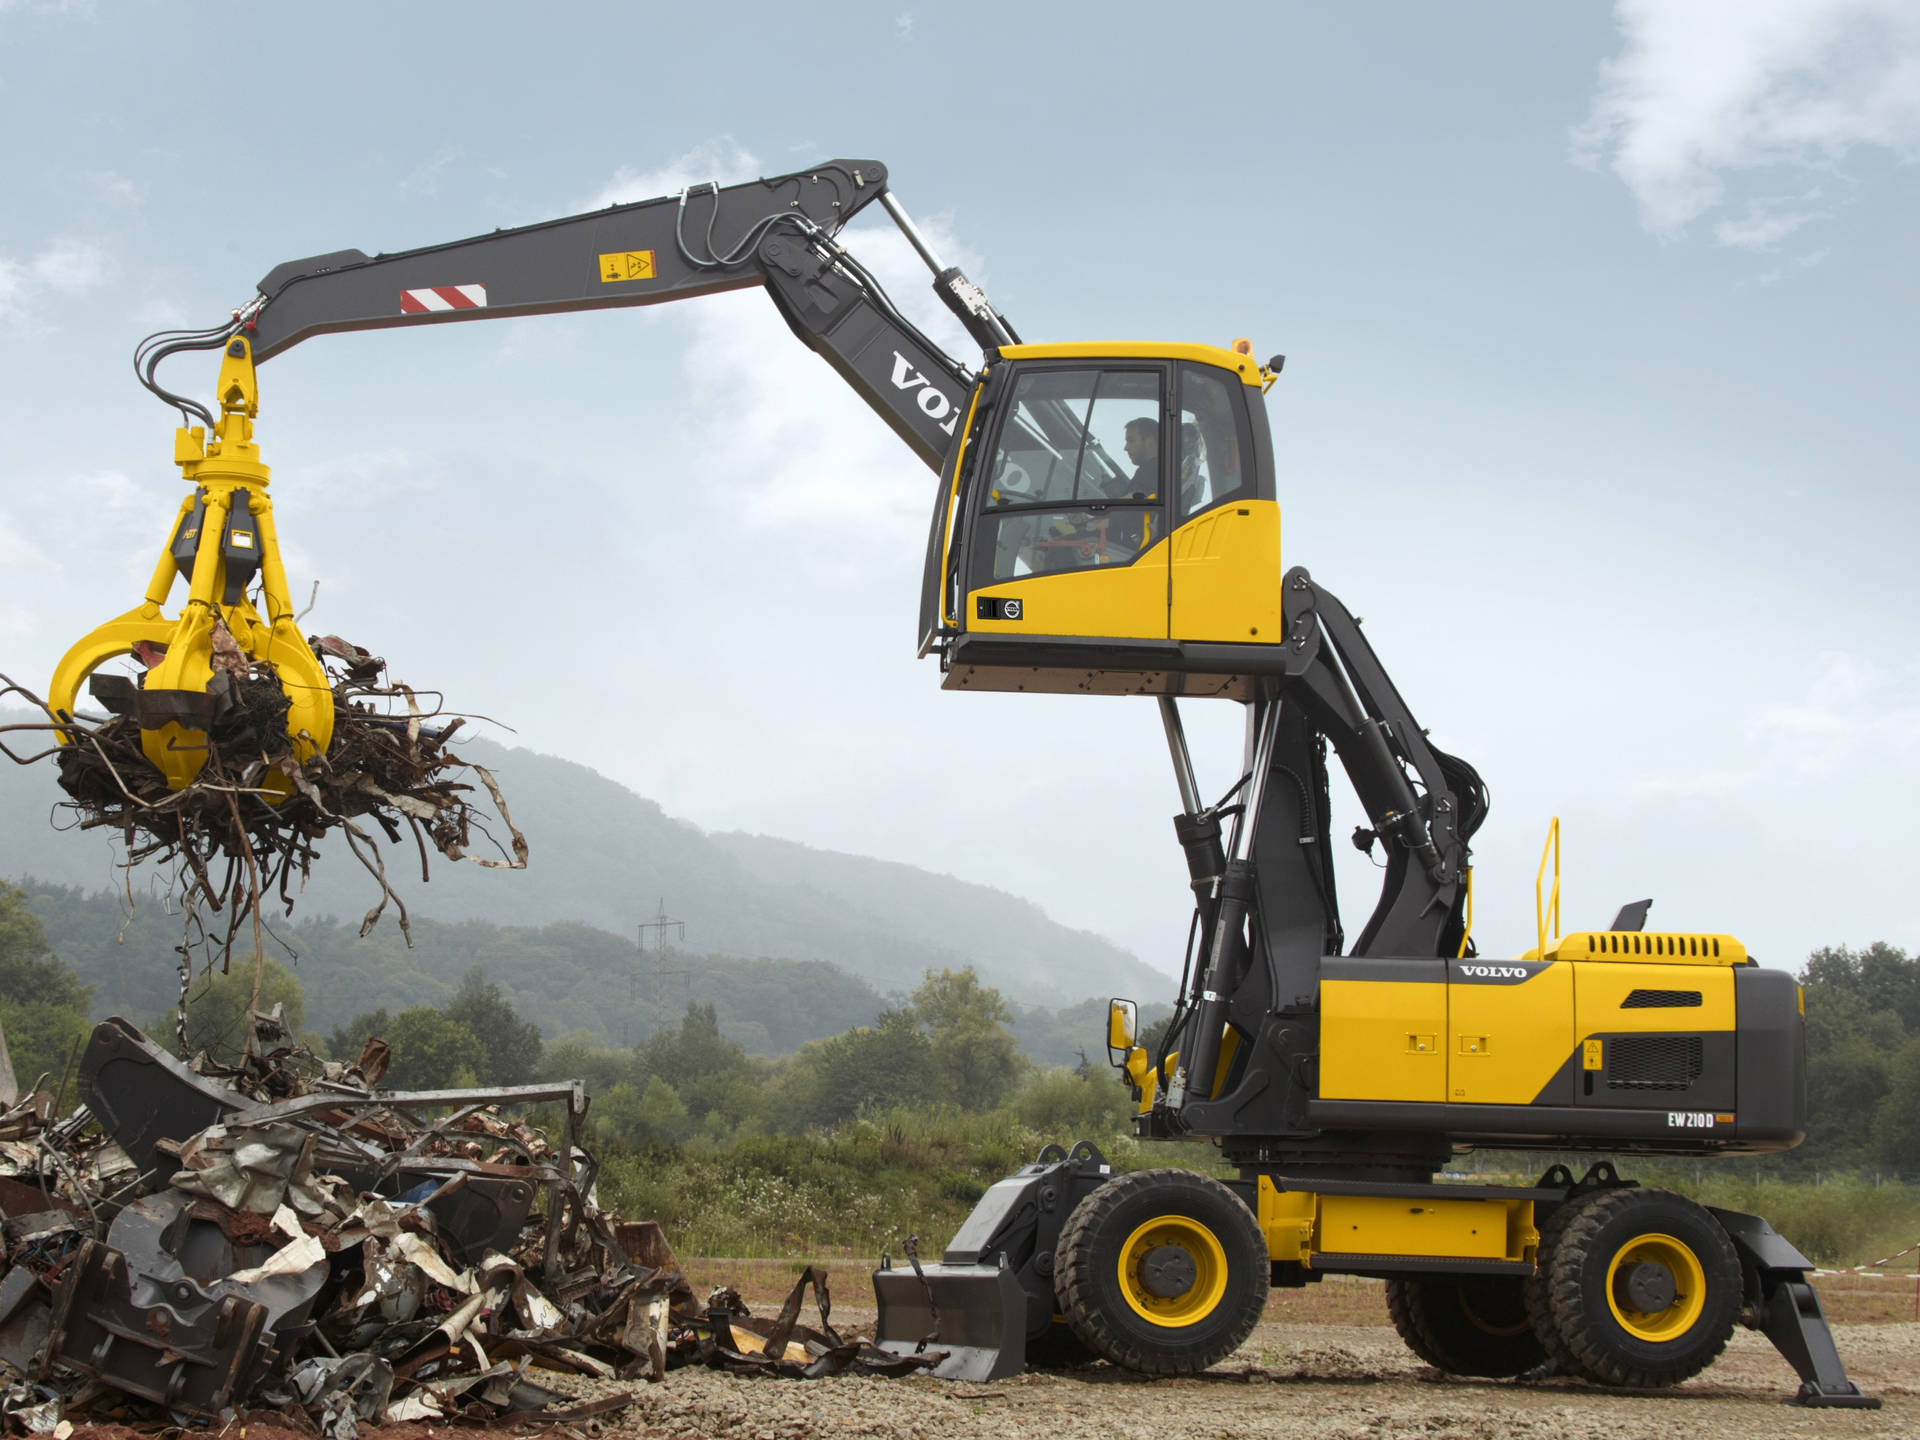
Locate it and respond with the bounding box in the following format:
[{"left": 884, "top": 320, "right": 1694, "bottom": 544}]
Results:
[
  {"left": 1605, "top": 1232, "right": 1706, "bottom": 1342},
  {"left": 1117, "top": 1215, "right": 1229, "bottom": 1328}
]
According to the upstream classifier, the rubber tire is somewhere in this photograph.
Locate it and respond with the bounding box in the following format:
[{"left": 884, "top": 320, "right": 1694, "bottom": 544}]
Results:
[
  {"left": 1056, "top": 1168, "right": 1269, "bottom": 1376},
  {"left": 1524, "top": 1193, "right": 1596, "bottom": 1380},
  {"left": 1528, "top": 1187, "right": 1740, "bottom": 1389},
  {"left": 1024, "top": 1316, "right": 1096, "bottom": 1369},
  {"left": 1385, "top": 1273, "right": 1546, "bottom": 1377}
]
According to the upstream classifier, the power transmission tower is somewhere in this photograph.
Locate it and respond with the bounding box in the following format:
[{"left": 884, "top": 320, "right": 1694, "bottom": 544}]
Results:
[{"left": 635, "top": 899, "right": 693, "bottom": 1036}]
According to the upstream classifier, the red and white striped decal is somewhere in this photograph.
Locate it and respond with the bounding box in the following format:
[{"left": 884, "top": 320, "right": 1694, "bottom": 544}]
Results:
[{"left": 398, "top": 284, "right": 487, "bottom": 314}]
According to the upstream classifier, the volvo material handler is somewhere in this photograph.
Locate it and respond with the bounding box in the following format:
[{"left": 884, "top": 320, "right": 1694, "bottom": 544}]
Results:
[{"left": 47, "top": 159, "right": 1872, "bottom": 1408}]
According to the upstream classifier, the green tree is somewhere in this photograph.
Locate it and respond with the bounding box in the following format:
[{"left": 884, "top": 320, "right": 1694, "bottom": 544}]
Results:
[
  {"left": 635, "top": 1002, "right": 766, "bottom": 1131},
  {"left": 636, "top": 1076, "right": 693, "bottom": 1144},
  {"left": 445, "top": 969, "right": 543, "bottom": 1085},
  {"left": 1873, "top": 1037, "right": 1920, "bottom": 1178},
  {"left": 0, "top": 882, "right": 92, "bottom": 1093},
  {"left": 1797, "top": 943, "right": 1919, "bottom": 1174},
  {"left": 1799, "top": 985, "right": 1902, "bottom": 1171},
  {"left": 784, "top": 1007, "right": 937, "bottom": 1129},
  {"left": 326, "top": 1008, "right": 393, "bottom": 1063},
  {"left": 382, "top": 1006, "right": 485, "bottom": 1090},
  {"left": 1803, "top": 943, "right": 1920, "bottom": 1033},
  {"left": 542, "top": 1029, "right": 638, "bottom": 1097},
  {"left": 160, "top": 956, "right": 305, "bottom": 1066},
  {"left": 1015, "top": 1064, "right": 1132, "bottom": 1140},
  {"left": 641, "top": 1003, "right": 736, "bottom": 1085},
  {"left": 910, "top": 967, "right": 1023, "bottom": 1109}
]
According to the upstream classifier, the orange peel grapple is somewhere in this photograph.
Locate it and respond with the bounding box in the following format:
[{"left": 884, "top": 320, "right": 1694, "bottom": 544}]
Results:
[{"left": 47, "top": 336, "right": 331, "bottom": 795}]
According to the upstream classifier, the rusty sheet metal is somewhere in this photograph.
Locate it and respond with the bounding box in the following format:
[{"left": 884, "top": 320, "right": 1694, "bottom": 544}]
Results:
[{"left": 6, "top": 1016, "right": 935, "bottom": 1435}]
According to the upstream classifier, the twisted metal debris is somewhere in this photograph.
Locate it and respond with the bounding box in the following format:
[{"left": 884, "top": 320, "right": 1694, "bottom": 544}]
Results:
[
  {"left": 0, "top": 1018, "right": 942, "bottom": 1436},
  {"left": 0, "top": 634, "right": 527, "bottom": 965}
]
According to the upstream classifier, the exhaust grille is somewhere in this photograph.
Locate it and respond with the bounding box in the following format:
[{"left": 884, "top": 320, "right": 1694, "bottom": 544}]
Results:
[
  {"left": 1621, "top": 989, "right": 1703, "bottom": 1009},
  {"left": 1607, "top": 1035, "right": 1703, "bottom": 1091}
]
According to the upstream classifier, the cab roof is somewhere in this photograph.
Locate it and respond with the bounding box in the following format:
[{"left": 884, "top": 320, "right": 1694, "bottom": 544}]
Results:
[{"left": 995, "top": 341, "right": 1267, "bottom": 387}]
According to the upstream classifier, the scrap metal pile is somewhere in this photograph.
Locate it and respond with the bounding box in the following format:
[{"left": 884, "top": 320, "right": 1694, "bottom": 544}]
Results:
[
  {"left": 0, "top": 1018, "right": 938, "bottom": 1435},
  {"left": 0, "top": 637, "right": 527, "bottom": 955}
]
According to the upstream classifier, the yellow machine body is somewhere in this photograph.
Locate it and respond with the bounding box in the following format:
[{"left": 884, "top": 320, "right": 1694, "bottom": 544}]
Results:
[
  {"left": 1257, "top": 1179, "right": 1538, "bottom": 1269},
  {"left": 1314, "top": 937, "right": 1745, "bottom": 1109},
  {"left": 47, "top": 338, "right": 331, "bottom": 793}
]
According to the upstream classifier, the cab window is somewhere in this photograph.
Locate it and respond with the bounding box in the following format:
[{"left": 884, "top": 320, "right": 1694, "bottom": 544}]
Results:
[
  {"left": 1174, "top": 363, "right": 1252, "bottom": 523},
  {"left": 975, "top": 368, "right": 1163, "bottom": 584}
]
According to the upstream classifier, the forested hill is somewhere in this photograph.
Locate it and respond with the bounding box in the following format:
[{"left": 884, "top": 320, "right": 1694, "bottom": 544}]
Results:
[{"left": 0, "top": 718, "right": 1170, "bottom": 1011}]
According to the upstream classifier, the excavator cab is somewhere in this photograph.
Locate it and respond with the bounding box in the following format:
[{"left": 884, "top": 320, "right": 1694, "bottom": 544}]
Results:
[{"left": 924, "top": 343, "right": 1286, "bottom": 696}]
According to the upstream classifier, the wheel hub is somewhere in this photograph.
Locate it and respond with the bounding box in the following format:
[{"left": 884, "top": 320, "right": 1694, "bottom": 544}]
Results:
[
  {"left": 1115, "top": 1215, "right": 1230, "bottom": 1328},
  {"left": 1140, "top": 1244, "right": 1197, "bottom": 1299},
  {"left": 1624, "top": 1261, "right": 1676, "bottom": 1313},
  {"left": 1605, "top": 1231, "right": 1707, "bottom": 1342}
]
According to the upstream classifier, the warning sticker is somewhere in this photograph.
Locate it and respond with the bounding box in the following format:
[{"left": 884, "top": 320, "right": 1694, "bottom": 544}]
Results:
[{"left": 599, "top": 250, "right": 657, "bottom": 283}]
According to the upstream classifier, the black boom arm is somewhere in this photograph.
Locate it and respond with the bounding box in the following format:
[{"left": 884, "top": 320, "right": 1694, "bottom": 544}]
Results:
[{"left": 217, "top": 159, "right": 1009, "bottom": 474}]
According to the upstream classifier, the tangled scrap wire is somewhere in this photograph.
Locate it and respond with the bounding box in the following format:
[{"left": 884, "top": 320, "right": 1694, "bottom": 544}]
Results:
[{"left": 0, "top": 635, "right": 527, "bottom": 972}]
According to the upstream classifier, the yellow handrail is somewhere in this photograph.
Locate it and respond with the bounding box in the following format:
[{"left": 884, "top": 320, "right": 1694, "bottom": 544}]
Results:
[
  {"left": 1456, "top": 866, "right": 1474, "bottom": 959},
  {"left": 1535, "top": 817, "right": 1561, "bottom": 959}
]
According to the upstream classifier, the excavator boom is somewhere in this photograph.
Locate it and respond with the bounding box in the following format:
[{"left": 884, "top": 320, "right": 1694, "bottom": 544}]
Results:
[{"left": 239, "top": 159, "right": 987, "bottom": 473}]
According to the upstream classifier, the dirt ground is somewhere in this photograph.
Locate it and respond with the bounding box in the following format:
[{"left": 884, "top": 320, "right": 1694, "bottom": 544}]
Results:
[{"left": 555, "top": 1265, "right": 1919, "bottom": 1440}]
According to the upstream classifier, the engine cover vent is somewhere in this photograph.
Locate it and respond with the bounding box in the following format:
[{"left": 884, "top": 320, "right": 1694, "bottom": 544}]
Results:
[
  {"left": 1621, "top": 989, "right": 1703, "bottom": 1009},
  {"left": 1608, "top": 1035, "right": 1703, "bottom": 1091}
]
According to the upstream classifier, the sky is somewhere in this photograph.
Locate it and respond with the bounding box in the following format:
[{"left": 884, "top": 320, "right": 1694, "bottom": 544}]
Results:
[{"left": 0, "top": 0, "right": 1915, "bottom": 982}]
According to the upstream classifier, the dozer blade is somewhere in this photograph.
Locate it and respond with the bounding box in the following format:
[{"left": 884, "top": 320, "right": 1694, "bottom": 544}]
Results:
[{"left": 872, "top": 1259, "right": 1027, "bottom": 1381}]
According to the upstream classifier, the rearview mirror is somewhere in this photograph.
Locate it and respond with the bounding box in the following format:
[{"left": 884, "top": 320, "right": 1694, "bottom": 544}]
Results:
[{"left": 1106, "top": 997, "right": 1137, "bottom": 1068}]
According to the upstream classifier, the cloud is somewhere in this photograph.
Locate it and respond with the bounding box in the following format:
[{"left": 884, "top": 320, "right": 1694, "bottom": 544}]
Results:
[
  {"left": 400, "top": 146, "right": 464, "bottom": 198},
  {"left": 667, "top": 212, "right": 982, "bottom": 533},
  {"left": 0, "top": 515, "right": 54, "bottom": 572},
  {"left": 1756, "top": 651, "right": 1920, "bottom": 760},
  {"left": 0, "top": 261, "right": 23, "bottom": 325},
  {"left": 584, "top": 139, "right": 761, "bottom": 211},
  {"left": 7, "top": 470, "right": 169, "bottom": 592},
  {"left": 1617, "top": 650, "right": 1920, "bottom": 805},
  {"left": 1712, "top": 204, "right": 1821, "bottom": 251},
  {"left": 0, "top": 239, "right": 108, "bottom": 328},
  {"left": 1576, "top": 0, "right": 1920, "bottom": 242},
  {"left": 896, "top": 9, "right": 914, "bottom": 40},
  {"left": 29, "top": 240, "right": 106, "bottom": 293},
  {"left": 134, "top": 298, "right": 189, "bottom": 329},
  {"left": 86, "top": 171, "right": 143, "bottom": 207}
]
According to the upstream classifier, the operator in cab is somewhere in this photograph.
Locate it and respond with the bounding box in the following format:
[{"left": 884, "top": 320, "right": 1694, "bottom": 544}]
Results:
[{"left": 1121, "top": 417, "right": 1159, "bottom": 500}]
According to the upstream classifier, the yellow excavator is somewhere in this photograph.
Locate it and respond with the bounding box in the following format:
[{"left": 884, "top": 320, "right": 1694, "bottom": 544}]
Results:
[{"left": 47, "top": 160, "right": 1873, "bottom": 1407}]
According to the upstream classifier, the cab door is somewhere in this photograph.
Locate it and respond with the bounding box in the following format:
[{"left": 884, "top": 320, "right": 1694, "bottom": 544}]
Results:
[
  {"left": 1168, "top": 362, "right": 1282, "bottom": 643},
  {"left": 963, "top": 364, "right": 1168, "bottom": 642}
]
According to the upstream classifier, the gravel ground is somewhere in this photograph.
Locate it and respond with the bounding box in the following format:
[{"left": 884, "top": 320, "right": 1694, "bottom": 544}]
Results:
[{"left": 561, "top": 1321, "right": 1918, "bottom": 1440}]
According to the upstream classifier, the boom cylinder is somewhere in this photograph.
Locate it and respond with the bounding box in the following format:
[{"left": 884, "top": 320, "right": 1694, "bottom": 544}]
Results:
[{"left": 1174, "top": 695, "right": 1284, "bottom": 1110}]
